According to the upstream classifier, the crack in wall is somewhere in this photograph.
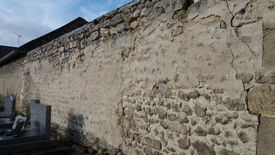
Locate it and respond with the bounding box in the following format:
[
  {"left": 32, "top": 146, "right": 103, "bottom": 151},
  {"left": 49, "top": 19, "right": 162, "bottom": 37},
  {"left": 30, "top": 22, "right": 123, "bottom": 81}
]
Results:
[
  {"left": 242, "top": 40, "right": 255, "bottom": 55},
  {"left": 224, "top": 0, "right": 258, "bottom": 62},
  {"left": 225, "top": 0, "right": 260, "bottom": 28},
  {"left": 227, "top": 44, "right": 239, "bottom": 76}
]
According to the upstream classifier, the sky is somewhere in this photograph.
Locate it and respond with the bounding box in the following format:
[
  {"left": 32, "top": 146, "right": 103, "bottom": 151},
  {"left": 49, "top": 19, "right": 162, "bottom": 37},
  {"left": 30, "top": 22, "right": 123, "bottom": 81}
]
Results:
[{"left": 0, "top": 0, "right": 132, "bottom": 47}]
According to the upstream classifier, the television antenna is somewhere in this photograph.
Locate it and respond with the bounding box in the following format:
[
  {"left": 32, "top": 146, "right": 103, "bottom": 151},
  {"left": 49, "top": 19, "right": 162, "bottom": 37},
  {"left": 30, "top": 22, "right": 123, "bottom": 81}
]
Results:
[{"left": 14, "top": 32, "right": 22, "bottom": 47}]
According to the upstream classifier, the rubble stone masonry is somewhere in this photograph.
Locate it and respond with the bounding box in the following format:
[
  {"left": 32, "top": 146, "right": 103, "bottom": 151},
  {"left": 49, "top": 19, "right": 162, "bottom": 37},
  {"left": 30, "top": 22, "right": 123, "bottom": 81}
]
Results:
[{"left": 0, "top": 0, "right": 275, "bottom": 154}]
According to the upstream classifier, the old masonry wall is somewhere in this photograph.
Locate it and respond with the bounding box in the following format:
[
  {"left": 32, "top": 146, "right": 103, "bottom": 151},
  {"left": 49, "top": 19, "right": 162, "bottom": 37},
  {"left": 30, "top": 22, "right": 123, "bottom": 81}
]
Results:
[{"left": 0, "top": 0, "right": 275, "bottom": 154}]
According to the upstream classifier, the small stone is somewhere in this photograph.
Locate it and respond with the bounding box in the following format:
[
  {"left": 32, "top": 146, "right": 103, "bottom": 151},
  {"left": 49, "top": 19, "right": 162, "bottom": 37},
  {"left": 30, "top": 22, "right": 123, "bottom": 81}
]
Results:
[
  {"left": 145, "top": 1, "right": 153, "bottom": 7},
  {"left": 125, "top": 107, "right": 134, "bottom": 117},
  {"left": 213, "top": 95, "right": 222, "bottom": 104},
  {"left": 130, "top": 21, "right": 139, "bottom": 29},
  {"left": 162, "top": 0, "right": 171, "bottom": 12},
  {"left": 122, "top": 12, "right": 132, "bottom": 21},
  {"left": 194, "top": 104, "right": 206, "bottom": 117},
  {"left": 188, "top": 90, "right": 200, "bottom": 100},
  {"left": 182, "top": 105, "right": 193, "bottom": 116},
  {"left": 218, "top": 148, "right": 239, "bottom": 155},
  {"left": 228, "top": 140, "right": 238, "bottom": 146},
  {"left": 110, "top": 14, "right": 123, "bottom": 25},
  {"left": 168, "top": 113, "right": 178, "bottom": 121},
  {"left": 211, "top": 138, "right": 220, "bottom": 145},
  {"left": 167, "top": 121, "right": 188, "bottom": 135},
  {"left": 121, "top": 117, "right": 130, "bottom": 129},
  {"left": 138, "top": 3, "right": 145, "bottom": 9},
  {"left": 178, "top": 90, "right": 200, "bottom": 101},
  {"left": 178, "top": 91, "right": 188, "bottom": 101},
  {"left": 236, "top": 73, "right": 253, "bottom": 83},
  {"left": 149, "top": 118, "right": 159, "bottom": 124},
  {"left": 102, "top": 19, "right": 111, "bottom": 27},
  {"left": 59, "top": 46, "right": 64, "bottom": 52},
  {"left": 223, "top": 99, "right": 246, "bottom": 111},
  {"left": 154, "top": 151, "right": 162, "bottom": 155},
  {"left": 136, "top": 105, "right": 142, "bottom": 111},
  {"left": 160, "top": 121, "right": 168, "bottom": 129},
  {"left": 91, "top": 31, "right": 100, "bottom": 41},
  {"left": 153, "top": 129, "right": 158, "bottom": 136},
  {"left": 159, "top": 131, "right": 164, "bottom": 140},
  {"left": 192, "top": 141, "right": 216, "bottom": 155},
  {"left": 145, "top": 107, "right": 153, "bottom": 116},
  {"left": 208, "top": 127, "right": 220, "bottom": 135},
  {"left": 116, "top": 23, "right": 127, "bottom": 32},
  {"left": 154, "top": 81, "right": 171, "bottom": 98},
  {"left": 215, "top": 116, "right": 230, "bottom": 125},
  {"left": 134, "top": 134, "right": 141, "bottom": 143},
  {"left": 238, "top": 132, "right": 250, "bottom": 143},
  {"left": 143, "top": 115, "right": 148, "bottom": 123},
  {"left": 171, "top": 104, "right": 179, "bottom": 112},
  {"left": 213, "top": 89, "right": 224, "bottom": 94},
  {"left": 133, "top": 9, "right": 140, "bottom": 18},
  {"left": 135, "top": 149, "right": 144, "bottom": 155},
  {"left": 168, "top": 133, "right": 174, "bottom": 139},
  {"left": 144, "top": 147, "right": 154, "bottom": 155},
  {"left": 158, "top": 108, "right": 167, "bottom": 119},
  {"left": 142, "top": 137, "right": 162, "bottom": 150},
  {"left": 178, "top": 136, "right": 190, "bottom": 149},
  {"left": 64, "top": 43, "right": 69, "bottom": 51},
  {"left": 201, "top": 94, "right": 212, "bottom": 101},
  {"left": 173, "top": 0, "right": 185, "bottom": 11},
  {"left": 224, "top": 112, "right": 238, "bottom": 119},
  {"left": 220, "top": 20, "right": 227, "bottom": 29},
  {"left": 180, "top": 116, "right": 189, "bottom": 124},
  {"left": 109, "top": 27, "right": 118, "bottom": 35},
  {"left": 167, "top": 147, "right": 176, "bottom": 152},
  {"left": 100, "top": 28, "right": 109, "bottom": 36},
  {"left": 240, "top": 124, "right": 256, "bottom": 129},
  {"left": 164, "top": 104, "right": 171, "bottom": 110},
  {"left": 244, "top": 82, "right": 255, "bottom": 90},
  {"left": 195, "top": 126, "right": 207, "bottom": 136},
  {"left": 129, "top": 117, "right": 136, "bottom": 130},
  {"left": 141, "top": 7, "right": 152, "bottom": 16},
  {"left": 191, "top": 119, "right": 197, "bottom": 126},
  {"left": 224, "top": 131, "right": 232, "bottom": 137}
]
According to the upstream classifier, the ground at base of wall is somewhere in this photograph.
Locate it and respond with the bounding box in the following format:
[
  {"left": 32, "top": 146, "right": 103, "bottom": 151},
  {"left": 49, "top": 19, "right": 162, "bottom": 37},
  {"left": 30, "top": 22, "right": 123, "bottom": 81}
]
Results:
[{"left": 6, "top": 142, "right": 105, "bottom": 155}]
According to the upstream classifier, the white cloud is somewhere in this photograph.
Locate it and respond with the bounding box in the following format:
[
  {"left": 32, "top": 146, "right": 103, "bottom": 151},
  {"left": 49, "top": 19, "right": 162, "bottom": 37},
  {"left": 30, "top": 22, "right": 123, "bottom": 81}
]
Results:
[
  {"left": 80, "top": 1, "right": 113, "bottom": 21},
  {"left": 0, "top": 0, "right": 79, "bottom": 47}
]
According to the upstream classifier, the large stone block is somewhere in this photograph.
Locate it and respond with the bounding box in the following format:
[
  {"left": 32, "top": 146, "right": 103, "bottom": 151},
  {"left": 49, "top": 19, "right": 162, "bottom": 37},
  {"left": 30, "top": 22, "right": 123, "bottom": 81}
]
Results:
[
  {"left": 257, "top": 117, "right": 275, "bottom": 155},
  {"left": 263, "top": 30, "right": 275, "bottom": 69},
  {"left": 256, "top": 71, "right": 275, "bottom": 84},
  {"left": 248, "top": 84, "right": 275, "bottom": 114}
]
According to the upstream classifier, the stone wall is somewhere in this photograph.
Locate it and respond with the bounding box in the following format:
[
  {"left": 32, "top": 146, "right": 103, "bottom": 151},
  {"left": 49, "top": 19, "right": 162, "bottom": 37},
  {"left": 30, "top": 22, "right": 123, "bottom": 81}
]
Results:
[
  {"left": 0, "top": 57, "right": 25, "bottom": 112},
  {"left": 0, "top": 0, "right": 274, "bottom": 154}
]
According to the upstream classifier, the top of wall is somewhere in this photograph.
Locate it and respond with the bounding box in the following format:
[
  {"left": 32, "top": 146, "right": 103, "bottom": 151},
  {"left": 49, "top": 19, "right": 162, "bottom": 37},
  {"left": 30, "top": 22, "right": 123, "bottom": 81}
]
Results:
[
  {"left": 18, "top": 17, "right": 88, "bottom": 54},
  {"left": 26, "top": 0, "right": 193, "bottom": 63}
]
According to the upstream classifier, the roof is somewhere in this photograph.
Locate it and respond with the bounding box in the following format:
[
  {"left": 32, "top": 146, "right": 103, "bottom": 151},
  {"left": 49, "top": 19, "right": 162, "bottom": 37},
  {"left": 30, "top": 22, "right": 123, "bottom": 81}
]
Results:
[
  {"left": 0, "top": 17, "right": 88, "bottom": 66},
  {"left": 18, "top": 17, "right": 88, "bottom": 54},
  {"left": 0, "top": 45, "right": 17, "bottom": 60}
]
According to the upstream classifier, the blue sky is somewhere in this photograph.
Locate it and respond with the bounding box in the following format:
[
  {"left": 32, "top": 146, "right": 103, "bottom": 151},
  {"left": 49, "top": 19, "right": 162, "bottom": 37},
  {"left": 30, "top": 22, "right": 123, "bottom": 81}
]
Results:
[{"left": 0, "top": 0, "right": 132, "bottom": 47}]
